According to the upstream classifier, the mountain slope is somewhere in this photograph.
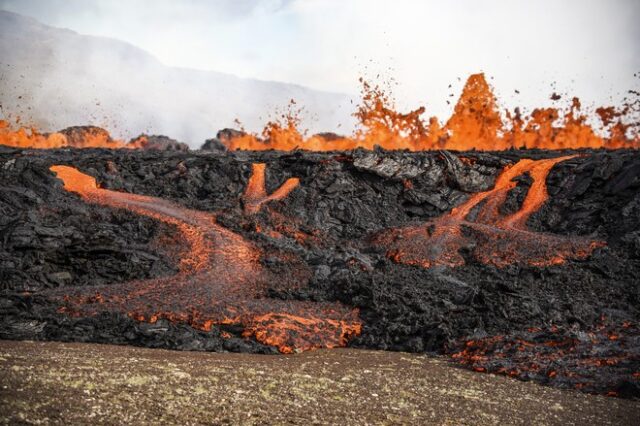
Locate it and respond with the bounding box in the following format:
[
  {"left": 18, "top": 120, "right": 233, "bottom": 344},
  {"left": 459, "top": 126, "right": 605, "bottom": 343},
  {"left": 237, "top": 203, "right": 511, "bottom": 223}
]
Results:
[{"left": 0, "top": 10, "right": 353, "bottom": 146}]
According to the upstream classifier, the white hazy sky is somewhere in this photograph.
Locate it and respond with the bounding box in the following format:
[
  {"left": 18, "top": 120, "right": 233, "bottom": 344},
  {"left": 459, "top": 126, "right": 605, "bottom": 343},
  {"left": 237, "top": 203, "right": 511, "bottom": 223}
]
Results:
[{"left": 1, "top": 0, "right": 639, "bottom": 118}]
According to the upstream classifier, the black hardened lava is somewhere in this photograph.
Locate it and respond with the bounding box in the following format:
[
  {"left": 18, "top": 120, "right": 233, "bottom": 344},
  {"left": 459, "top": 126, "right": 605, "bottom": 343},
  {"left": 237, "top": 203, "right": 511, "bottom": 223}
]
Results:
[{"left": 0, "top": 146, "right": 638, "bottom": 397}]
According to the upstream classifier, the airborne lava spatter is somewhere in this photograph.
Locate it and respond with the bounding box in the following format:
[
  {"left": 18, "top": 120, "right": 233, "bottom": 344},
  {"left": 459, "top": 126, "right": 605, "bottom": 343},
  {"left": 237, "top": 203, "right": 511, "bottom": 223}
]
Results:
[
  {"left": 374, "top": 156, "right": 605, "bottom": 269},
  {"left": 2, "top": 67, "right": 637, "bottom": 397},
  {"left": 49, "top": 165, "right": 361, "bottom": 353},
  {"left": 220, "top": 73, "right": 640, "bottom": 151},
  {"left": 0, "top": 121, "right": 131, "bottom": 149},
  {"left": 2, "top": 73, "right": 638, "bottom": 152}
]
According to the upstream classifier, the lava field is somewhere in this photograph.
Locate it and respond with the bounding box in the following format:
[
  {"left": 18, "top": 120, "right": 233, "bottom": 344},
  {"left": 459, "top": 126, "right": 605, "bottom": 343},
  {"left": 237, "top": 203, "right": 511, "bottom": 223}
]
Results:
[{"left": 0, "top": 146, "right": 638, "bottom": 397}]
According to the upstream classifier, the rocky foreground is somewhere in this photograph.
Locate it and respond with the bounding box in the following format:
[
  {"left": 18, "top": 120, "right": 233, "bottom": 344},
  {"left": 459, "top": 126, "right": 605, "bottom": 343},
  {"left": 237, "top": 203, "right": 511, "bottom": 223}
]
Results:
[{"left": 1, "top": 340, "right": 638, "bottom": 425}]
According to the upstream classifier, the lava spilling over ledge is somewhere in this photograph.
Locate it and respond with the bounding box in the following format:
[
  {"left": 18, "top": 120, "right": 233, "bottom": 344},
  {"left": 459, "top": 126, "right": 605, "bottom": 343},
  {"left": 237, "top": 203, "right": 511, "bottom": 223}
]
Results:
[
  {"left": 373, "top": 156, "right": 605, "bottom": 269},
  {"left": 242, "top": 163, "right": 300, "bottom": 215},
  {"left": 46, "top": 156, "right": 603, "bottom": 353},
  {"left": 48, "top": 165, "right": 361, "bottom": 353}
]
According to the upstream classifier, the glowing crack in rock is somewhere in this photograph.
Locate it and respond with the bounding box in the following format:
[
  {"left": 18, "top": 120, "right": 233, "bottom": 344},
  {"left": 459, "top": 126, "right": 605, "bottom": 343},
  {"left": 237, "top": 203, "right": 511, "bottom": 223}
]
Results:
[
  {"left": 373, "top": 156, "right": 605, "bottom": 269},
  {"left": 242, "top": 163, "right": 300, "bottom": 214},
  {"left": 49, "top": 165, "right": 360, "bottom": 353}
]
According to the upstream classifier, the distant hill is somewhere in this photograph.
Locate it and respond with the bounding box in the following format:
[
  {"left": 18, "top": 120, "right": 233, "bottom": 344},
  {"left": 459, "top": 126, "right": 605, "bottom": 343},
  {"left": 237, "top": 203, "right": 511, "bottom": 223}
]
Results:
[{"left": 0, "top": 10, "right": 353, "bottom": 147}]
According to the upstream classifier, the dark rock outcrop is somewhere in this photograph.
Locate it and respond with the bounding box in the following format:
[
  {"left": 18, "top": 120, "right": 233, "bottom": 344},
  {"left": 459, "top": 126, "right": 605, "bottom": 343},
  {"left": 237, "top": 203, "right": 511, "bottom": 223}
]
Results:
[{"left": 0, "top": 147, "right": 638, "bottom": 397}]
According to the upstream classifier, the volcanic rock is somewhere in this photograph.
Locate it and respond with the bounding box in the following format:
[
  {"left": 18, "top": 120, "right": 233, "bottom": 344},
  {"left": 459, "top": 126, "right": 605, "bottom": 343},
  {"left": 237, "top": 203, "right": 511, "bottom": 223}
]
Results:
[
  {"left": 0, "top": 147, "right": 638, "bottom": 397},
  {"left": 200, "top": 138, "right": 228, "bottom": 152},
  {"left": 129, "top": 134, "right": 189, "bottom": 151}
]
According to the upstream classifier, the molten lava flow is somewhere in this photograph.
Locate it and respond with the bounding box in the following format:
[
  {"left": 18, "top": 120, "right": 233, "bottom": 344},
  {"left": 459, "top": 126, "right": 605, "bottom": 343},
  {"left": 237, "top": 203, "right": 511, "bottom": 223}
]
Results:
[
  {"left": 373, "top": 156, "right": 605, "bottom": 269},
  {"left": 49, "top": 165, "right": 360, "bottom": 353},
  {"left": 242, "top": 163, "right": 300, "bottom": 214},
  {"left": 220, "top": 73, "right": 640, "bottom": 151},
  {"left": 0, "top": 121, "right": 131, "bottom": 149},
  {"left": 244, "top": 312, "right": 362, "bottom": 354},
  {"left": 449, "top": 321, "right": 640, "bottom": 397}
]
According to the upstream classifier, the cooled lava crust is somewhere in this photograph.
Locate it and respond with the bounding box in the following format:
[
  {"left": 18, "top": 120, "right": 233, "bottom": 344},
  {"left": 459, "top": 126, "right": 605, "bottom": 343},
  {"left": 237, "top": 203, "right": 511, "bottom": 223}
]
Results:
[{"left": 0, "top": 146, "right": 638, "bottom": 398}]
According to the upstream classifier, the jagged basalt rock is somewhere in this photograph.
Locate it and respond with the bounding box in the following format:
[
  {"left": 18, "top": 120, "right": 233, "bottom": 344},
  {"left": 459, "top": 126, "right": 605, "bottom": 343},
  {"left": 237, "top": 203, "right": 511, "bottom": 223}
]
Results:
[
  {"left": 58, "top": 126, "right": 115, "bottom": 147},
  {"left": 129, "top": 134, "right": 190, "bottom": 151},
  {"left": 200, "top": 138, "right": 228, "bottom": 152},
  {"left": 0, "top": 147, "right": 638, "bottom": 397}
]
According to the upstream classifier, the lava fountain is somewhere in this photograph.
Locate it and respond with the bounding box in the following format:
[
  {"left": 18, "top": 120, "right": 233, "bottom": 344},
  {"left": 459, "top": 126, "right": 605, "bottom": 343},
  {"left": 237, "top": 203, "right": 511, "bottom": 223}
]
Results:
[{"left": 221, "top": 73, "right": 640, "bottom": 152}]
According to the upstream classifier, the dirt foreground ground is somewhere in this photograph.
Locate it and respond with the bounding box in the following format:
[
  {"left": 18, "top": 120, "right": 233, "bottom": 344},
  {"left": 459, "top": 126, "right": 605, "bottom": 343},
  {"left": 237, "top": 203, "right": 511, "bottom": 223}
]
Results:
[{"left": 0, "top": 340, "right": 638, "bottom": 425}]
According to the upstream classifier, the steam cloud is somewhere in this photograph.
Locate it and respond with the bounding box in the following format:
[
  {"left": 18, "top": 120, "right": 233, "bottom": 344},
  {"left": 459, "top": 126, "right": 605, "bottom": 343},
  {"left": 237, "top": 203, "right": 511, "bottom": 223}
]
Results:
[
  {"left": 0, "top": 8, "right": 353, "bottom": 147},
  {"left": 0, "top": 0, "right": 639, "bottom": 147}
]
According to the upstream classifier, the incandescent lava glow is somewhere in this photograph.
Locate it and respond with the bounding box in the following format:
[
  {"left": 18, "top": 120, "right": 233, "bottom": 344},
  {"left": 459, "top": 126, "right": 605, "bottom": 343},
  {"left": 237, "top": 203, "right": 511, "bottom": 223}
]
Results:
[
  {"left": 373, "top": 156, "right": 605, "bottom": 269},
  {"left": 0, "top": 122, "right": 131, "bottom": 149},
  {"left": 222, "top": 73, "right": 640, "bottom": 151},
  {"left": 242, "top": 163, "right": 300, "bottom": 214},
  {"left": 2, "top": 73, "right": 638, "bottom": 151},
  {"left": 449, "top": 320, "right": 639, "bottom": 396},
  {"left": 48, "top": 165, "right": 360, "bottom": 353}
]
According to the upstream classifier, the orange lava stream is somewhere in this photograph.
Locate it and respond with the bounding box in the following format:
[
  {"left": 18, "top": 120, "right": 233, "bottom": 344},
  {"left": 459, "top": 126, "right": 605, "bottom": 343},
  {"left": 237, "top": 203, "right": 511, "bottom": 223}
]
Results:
[
  {"left": 374, "top": 156, "right": 605, "bottom": 269},
  {"left": 242, "top": 163, "right": 300, "bottom": 214},
  {"left": 49, "top": 165, "right": 360, "bottom": 353}
]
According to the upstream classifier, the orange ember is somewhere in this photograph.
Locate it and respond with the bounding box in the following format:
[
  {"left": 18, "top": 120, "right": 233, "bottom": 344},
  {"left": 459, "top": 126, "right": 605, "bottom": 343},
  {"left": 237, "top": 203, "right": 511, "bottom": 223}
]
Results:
[
  {"left": 49, "top": 165, "right": 360, "bottom": 353},
  {"left": 221, "top": 73, "right": 640, "bottom": 151},
  {"left": 374, "top": 156, "right": 605, "bottom": 269}
]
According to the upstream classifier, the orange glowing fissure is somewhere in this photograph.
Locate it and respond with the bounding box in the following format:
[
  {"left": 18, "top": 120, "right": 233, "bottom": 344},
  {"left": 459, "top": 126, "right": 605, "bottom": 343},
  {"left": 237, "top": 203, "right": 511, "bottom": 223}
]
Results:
[
  {"left": 3, "top": 73, "right": 638, "bottom": 151},
  {"left": 49, "top": 165, "right": 361, "bottom": 353},
  {"left": 374, "top": 156, "right": 605, "bottom": 269}
]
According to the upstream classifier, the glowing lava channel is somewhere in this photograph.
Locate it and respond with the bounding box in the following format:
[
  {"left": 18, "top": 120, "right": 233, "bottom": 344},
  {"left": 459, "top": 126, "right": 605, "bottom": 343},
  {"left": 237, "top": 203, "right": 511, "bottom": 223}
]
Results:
[
  {"left": 242, "top": 163, "right": 300, "bottom": 215},
  {"left": 49, "top": 165, "right": 361, "bottom": 353},
  {"left": 374, "top": 156, "right": 605, "bottom": 269}
]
